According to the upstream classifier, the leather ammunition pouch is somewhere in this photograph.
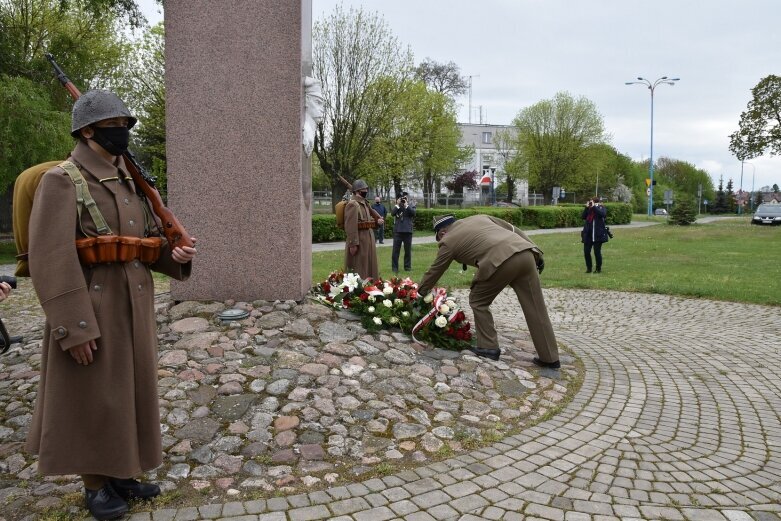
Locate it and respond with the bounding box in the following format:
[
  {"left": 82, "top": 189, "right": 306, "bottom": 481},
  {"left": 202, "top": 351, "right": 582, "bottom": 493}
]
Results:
[
  {"left": 76, "top": 236, "right": 163, "bottom": 265},
  {"left": 357, "top": 221, "right": 377, "bottom": 230}
]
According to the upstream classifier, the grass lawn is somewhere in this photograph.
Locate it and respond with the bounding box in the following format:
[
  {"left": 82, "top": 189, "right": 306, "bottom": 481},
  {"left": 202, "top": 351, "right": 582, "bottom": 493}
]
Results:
[{"left": 313, "top": 219, "right": 781, "bottom": 307}]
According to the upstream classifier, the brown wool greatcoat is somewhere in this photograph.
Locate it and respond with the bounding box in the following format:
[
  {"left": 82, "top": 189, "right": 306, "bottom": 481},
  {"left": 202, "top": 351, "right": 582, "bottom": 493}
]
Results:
[
  {"left": 25, "top": 141, "right": 191, "bottom": 477},
  {"left": 343, "top": 194, "right": 380, "bottom": 280},
  {"left": 418, "top": 215, "right": 559, "bottom": 363}
]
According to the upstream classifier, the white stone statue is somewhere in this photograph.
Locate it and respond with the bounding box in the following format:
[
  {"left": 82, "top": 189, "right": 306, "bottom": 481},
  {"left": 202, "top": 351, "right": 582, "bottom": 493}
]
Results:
[{"left": 303, "top": 76, "right": 324, "bottom": 157}]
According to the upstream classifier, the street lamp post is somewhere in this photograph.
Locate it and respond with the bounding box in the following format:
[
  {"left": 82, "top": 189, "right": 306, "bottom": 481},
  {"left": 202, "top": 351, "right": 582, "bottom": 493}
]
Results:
[
  {"left": 745, "top": 162, "right": 756, "bottom": 211},
  {"left": 626, "top": 76, "right": 680, "bottom": 216}
]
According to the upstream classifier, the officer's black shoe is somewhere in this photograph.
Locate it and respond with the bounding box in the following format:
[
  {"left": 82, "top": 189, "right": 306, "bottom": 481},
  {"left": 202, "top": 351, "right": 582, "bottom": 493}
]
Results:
[
  {"left": 85, "top": 484, "right": 128, "bottom": 520},
  {"left": 466, "top": 347, "right": 501, "bottom": 361},
  {"left": 533, "top": 357, "right": 561, "bottom": 369},
  {"left": 108, "top": 478, "right": 161, "bottom": 501}
]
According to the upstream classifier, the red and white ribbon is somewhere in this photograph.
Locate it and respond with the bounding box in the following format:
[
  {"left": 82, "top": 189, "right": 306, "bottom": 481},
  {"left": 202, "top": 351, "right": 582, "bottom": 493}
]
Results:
[
  {"left": 412, "top": 287, "right": 448, "bottom": 344},
  {"left": 361, "top": 284, "right": 385, "bottom": 298}
]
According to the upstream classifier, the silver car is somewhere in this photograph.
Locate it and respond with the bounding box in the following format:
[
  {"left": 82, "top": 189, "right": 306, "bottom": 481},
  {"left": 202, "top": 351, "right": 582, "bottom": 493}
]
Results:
[{"left": 752, "top": 203, "right": 781, "bottom": 225}]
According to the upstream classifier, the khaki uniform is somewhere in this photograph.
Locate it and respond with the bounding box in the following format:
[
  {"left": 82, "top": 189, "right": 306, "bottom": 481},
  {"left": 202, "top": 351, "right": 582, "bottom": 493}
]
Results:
[
  {"left": 25, "top": 141, "right": 191, "bottom": 477},
  {"left": 12, "top": 161, "right": 62, "bottom": 276},
  {"left": 419, "top": 215, "right": 558, "bottom": 363},
  {"left": 344, "top": 194, "right": 380, "bottom": 280}
]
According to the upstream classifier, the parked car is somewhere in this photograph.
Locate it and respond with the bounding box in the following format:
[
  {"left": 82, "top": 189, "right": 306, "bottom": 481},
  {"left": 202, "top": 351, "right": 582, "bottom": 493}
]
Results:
[
  {"left": 752, "top": 203, "right": 781, "bottom": 225},
  {"left": 654, "top": 208, "right": 668, "bottom": 216}
]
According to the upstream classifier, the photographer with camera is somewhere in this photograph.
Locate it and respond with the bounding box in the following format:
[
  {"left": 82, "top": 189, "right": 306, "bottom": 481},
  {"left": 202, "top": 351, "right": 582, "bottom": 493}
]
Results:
[
  {"left": 391, "top": 191, "right": 416, "bottom": 274},
  {"left": 581, "top": 196, "right": 609, "bottom": 273}
]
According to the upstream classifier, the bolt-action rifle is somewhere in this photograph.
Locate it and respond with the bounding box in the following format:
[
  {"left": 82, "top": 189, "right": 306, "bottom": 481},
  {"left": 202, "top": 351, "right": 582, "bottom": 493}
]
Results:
[{"left": 46, "top": 53, "right": 194, "bottom": 250}]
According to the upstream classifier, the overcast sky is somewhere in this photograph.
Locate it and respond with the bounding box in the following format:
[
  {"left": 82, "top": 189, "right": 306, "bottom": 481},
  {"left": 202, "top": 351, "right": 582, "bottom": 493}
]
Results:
[{"left": 139, "top": 0, "right": 780, "bottom": 190}]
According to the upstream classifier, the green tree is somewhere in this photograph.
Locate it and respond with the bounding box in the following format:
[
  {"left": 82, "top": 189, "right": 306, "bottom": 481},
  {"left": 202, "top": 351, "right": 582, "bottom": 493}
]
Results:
[
  {"left": 312, "top": 5, "right": 414, "bottom": 207},
  {"left": 773, "top": 183, "right": 779, "bottom": 192},
  {"left": 711, "top": 176, "right": 728, "bottom": 214},
  {"left": 114, "top": 22, "right": 166, "bottom": 198},
  {"left": 729, "top": 75, "right": 781, "bottom": 161},
  {"left": 0, "top": 0, "right": 133, "bottom": 110},
  {"left": 653, "top": 157, "right": 715, "bottom": 210},
  {"left": 0, "top": 75, "right": 72, "bottom": 190},
  {"left": 669, "top": 196, "right": 697, "bottom": 225},
  {"left": 725, "top": 178, "right": 737, "bottom": 213},
  {"left": 510, "top": 92, "right": 609, "bottom": 202}
]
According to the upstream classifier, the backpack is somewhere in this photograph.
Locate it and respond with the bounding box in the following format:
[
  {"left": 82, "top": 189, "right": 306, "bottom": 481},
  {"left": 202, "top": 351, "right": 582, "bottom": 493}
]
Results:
[
  {"left": 13, "top": 160, "right": 111, "bottom": 277},
  {"left": 13, "top": 161, "right": 61, "bottom": 277},
  {"left": 335, "top": 199, "right": 348, "bottom": 230}
]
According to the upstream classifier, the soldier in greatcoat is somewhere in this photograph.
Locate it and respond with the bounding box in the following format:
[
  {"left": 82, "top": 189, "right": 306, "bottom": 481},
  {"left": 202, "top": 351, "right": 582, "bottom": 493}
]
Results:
[
  {"left": 418, "top": 214, "right": 560, "bottom": 367},
  {"left": 25, "top": 90, "right": 197, "bottom": 520},
  {"left": 344, "top": 179, "right": 383, "bottom": 280}
]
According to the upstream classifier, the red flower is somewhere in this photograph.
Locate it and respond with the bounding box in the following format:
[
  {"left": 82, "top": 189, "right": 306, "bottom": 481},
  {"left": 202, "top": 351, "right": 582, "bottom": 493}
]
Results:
[
  {"left": 409, "top": 289, "right": 418, "bottom": 300},
  {"left": 343, "top": 298, "right": 351, "bottom": 308},
  {"left": 359, "top": 293, "right": 369, "bottom": 301},
  {"left": 323, "top": 283, "right": 331, "bottom": 293},
  {"left": 455, "top": 330, "right": 465, "bottom": 340},
  {"left": 397, "top": 289, "right": 407, "bottom": 298}
]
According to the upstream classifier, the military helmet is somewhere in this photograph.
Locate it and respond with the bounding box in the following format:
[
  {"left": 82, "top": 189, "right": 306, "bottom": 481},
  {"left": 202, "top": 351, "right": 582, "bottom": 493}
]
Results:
[
  {"left": 352, "top": 179, "right": 369, "bottom": 192},
  {"left": 71, "top": 90, "right": 137, "bottom": 137}
]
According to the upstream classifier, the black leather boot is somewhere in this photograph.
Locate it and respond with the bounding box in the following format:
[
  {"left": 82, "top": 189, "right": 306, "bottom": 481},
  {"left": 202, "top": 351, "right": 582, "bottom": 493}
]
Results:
[
  {"left": 533, "top": 357, "right": 561, "bottom": 369},
  {"left": 466, "top": 347, "right": 501, "bottom": 361},
  {"left": 109, "top": 478, "right": 161, "bottom": 501},
  {"left": 85, "top": 484, "right": 128, "bottom": 520}
]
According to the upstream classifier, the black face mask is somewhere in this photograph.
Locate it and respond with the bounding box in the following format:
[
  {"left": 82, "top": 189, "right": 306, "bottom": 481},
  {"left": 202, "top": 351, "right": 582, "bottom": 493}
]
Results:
[
  {"left": 358, "top": 191, "right": 368, "bottom": 199},
  {"left": 91, "top": 126, "right": 130, "bottom": 156}
]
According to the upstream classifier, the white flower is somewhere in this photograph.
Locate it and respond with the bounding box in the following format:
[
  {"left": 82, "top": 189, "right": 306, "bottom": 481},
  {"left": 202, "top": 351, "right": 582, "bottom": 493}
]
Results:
[
  {"left": 438, "top": 304, "right": 450, "bottom": 314},
  {"left": 383, "top": 286, "right": 394, "bottom": 296},
  {"left": 401, "top": 311, "right": 410, "bottom": 317},
  {"left": 446, "top": 300, "right": 456, "bottom": 309},
  {"left": 367, "top": 306, "right": 375, "bottom": 313},
  {"left": 373, "top": 317, "right": 382, "bottom": 325},
  {"left": 435, "top": 316, "right": 448, "bottom": 328},
  {"left": 424, "top": 294, "right": 434, "bottom": 303},
  {"left": 394, "top": 299, "right": 404, "bottom": 307},
  {"left": 368, "top": 296, "right": 376, "bottom": 303},
  {"left": 333, "top": 301, "right": 342, "bottom": 308},
  {"left": 383, "top": 299, "right": 393, "bottom": 308},
  {"left": 389, "top": 317, "right": 399, "bottom": 324}
]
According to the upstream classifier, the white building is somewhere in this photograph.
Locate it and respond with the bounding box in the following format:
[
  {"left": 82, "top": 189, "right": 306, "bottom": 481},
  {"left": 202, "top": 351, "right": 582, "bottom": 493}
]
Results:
[{"left": 458, "top": 123, "right": 529, "bottom": 206}]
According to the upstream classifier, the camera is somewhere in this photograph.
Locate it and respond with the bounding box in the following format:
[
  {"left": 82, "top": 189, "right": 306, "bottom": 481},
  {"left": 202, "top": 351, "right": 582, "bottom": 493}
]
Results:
[{"left": 0, "top": 276, "right": 17, "bottom": 289}]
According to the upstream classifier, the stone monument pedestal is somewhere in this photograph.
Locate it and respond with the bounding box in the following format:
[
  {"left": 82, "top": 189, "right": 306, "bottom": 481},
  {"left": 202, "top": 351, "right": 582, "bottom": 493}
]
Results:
[{"left": 166, "top": 0, "right": 312, "bottom": 302}]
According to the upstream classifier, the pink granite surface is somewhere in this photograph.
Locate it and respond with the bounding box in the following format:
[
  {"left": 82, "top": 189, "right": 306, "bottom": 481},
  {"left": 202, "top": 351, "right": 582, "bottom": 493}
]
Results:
[{"left": 166, "top": 0, "right": 312, "bottom": 301}]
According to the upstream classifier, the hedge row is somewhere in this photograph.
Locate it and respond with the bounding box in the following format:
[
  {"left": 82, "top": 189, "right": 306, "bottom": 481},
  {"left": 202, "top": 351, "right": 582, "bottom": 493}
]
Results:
[{"left": 312, "top": 204, "right": 632, "bottom": 243}]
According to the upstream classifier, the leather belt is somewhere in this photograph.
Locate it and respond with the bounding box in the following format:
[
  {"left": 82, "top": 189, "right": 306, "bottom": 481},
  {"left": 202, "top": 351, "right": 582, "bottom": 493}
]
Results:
[{"left": 75, "top": 236, "right": 163, "bottom": 265}]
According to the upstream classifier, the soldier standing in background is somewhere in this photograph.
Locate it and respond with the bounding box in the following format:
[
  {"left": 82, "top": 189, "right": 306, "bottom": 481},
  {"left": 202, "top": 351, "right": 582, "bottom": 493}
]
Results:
[{"left": 344, "top": 179, "right": 384, "bottom": 279}]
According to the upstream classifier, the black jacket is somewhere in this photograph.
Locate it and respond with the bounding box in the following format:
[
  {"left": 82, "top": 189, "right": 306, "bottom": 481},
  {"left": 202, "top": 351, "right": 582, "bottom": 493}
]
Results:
[
  {"left": 392, "top": 203, "right": 416, "bottom": 234},
  {"left": 581, "top": 205, "right": 609, "bottom": 244}
]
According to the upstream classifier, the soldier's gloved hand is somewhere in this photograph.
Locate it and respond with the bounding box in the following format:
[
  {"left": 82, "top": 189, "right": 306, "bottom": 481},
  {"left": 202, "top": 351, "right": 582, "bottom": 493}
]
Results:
[{"left": 536, "top": 256, "right": 545, "bottom": 274}]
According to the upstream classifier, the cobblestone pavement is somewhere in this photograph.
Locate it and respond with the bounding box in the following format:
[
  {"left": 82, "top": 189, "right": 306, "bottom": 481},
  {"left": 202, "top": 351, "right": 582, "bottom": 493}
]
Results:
[{"left": 121, "top": 289, "right": 781, "bottom": 520}]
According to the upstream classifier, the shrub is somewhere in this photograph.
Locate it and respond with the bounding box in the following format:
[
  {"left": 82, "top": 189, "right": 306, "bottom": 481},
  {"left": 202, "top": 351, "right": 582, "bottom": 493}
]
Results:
[
  {"left": 310, "top": 203, "right": 633, "bottom": 242},
  {"left": 669, "top": 198, "right": 697, "bottom": 225}
]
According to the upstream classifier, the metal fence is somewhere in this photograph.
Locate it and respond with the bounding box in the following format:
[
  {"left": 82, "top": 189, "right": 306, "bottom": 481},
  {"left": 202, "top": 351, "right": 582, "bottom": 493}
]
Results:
[{"left": 312, "top": 191, "right": 550, "bottom": 212}]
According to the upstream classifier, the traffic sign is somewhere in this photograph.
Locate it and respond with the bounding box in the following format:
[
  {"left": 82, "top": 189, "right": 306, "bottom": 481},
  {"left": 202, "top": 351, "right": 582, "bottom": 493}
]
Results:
[
  {"left": 646, "top": 188, "right": 651, "bottom": 197},
  {"left": 645, "top": 178, "right": 652, "bottom": 187}
]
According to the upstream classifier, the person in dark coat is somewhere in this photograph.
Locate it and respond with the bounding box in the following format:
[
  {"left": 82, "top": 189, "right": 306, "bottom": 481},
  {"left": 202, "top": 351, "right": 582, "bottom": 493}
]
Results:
[
  {"left": 371, "top": 196, "right": 388, "bottom": 244},
  {"left": 391, "top": 191, "right": 416, "bottom": 274},
  {"left": 581, "top": 196, "right": 609, "bottom": 273},
  {"left": 25, "top": 90, "right": 197, "bottom": 520}
]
